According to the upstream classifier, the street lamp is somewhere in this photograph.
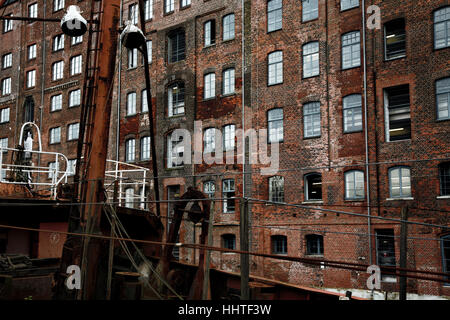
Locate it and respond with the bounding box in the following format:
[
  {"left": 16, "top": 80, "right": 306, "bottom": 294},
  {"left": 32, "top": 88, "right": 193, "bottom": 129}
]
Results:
[
  {"left": 60, "top": 5, "right": 88, "bottom": 37},
  {"left": 120, "top": 21, "right": 146, "bottom": 49}
]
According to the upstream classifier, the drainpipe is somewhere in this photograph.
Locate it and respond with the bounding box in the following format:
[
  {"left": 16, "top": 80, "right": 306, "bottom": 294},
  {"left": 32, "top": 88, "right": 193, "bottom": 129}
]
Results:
[
  {"left": 38, "top": 0, "right": 47, "bottom": 180},
  {"left": 241, "top": 0, "right": 245, "bottom": 199},
  {"left": 116, "top": 0, "right": 124, "bottom": 161},
  {"left": 362, "top": 0, "right": 373, "bottom": 265}
]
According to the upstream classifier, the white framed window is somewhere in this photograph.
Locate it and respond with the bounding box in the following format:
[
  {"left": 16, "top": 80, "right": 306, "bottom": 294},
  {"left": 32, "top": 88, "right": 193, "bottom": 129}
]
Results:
[
  {"left": 165, "top": 0, "right": 175, "bottom": 14},
  {"left": 0, "top": 108, "right": 10, "bottom": 123},
  {"left": 345, "top": 170, "right": 365, "bottom": 200},
  {"left": 145, "top": 0, "right": 153, "bottom": 20},
  {"left": 342, "top": 31, "right": 361, "bottom": 69},
  {"left": 167, "top": 132, "right": 184, "bottom": 168},
  {"left": 168, "top": 30, "right": 186, "bottom": 63},
  {"left": 28, "top": 44, "right": 37, "bottom": 60},
  {"left": 127, "top": 92, "right": 137, "bottom": 116},
  {"left": 267, "top": 0, "right": 282, "bottom": 32},
  {"left": 304, "top": 102, "right": 321, "bottom": 138},
  {"left": 223, "top": 124, "right": 235, "bottom": 151},
  {"left": 204, "top": 20, "right": 216, "bottom": 47},
  {"left": 343, "top": 94, "right": 363, "bottom": 132},
  {"left": 49, "top": 127, "right": 61, "bottom": 144},
  {"left": 71, "top": 35, "right": 83, "bottom": 45},
  {"left": 203, "top": 181, "right": 215, "bottom": 198},
  {"left": 272, "top": 235, "right": 287, "bottom": 255},
  {"left": 125, "top": 188, "right": 135, "bottom": 208},
  {"left": 223, "top": 14, "right": 235, "bottom": 41},
  {"left": 70, "top": 55, "right": 82, "bottom": 75},
  {"left": 67, "top": 123, "right": 79, "bottom": 141},
  {"left": 129, "top": 4, "right": 138, "bottom": 25},
  {"left": 53, "top": 0, "right": 64, "bottom": 12},
  {"left": 268, "top": 51, "right": 283, "bottom": 85},
  {"left": 341, "top": 0, "right": 359, "bottom": 11},
  {"left": 204, "top": 73, "right": 216, "bottom": 99},
  {"left": 434, "top": 7, "right": 450, "bottom": 49},
  {"left": 223, "top": 68, "right": 235, "bottom": 95},
  {"left": 3, "top": 16, "right": 13, "bottom": 33},
  {"left": 141, "top": 89, "right": 148, "bottom": 113},
  {"left": 168, "top": 82, "right": 185, "bottom": 116},
  {"left": 268, "top": 108, "right": 283, "bottom": 143},
  {"left": 128, "top": 48, "right": 138, "bottom": 69},
  {"left": 53, "top": 34, "right": 64, "bottom": 51},
  {"left": 29, "top": 3, "right": 38, "bottom": 18},
  {"left": 0, "top": 137, "right": 8, "bottom": 154},
  {"left": 437, "top": 78, "right": 450, "bottom": 120},
  {"left": 303, "top": 42, "right": 319, "bottom": 78},
  {"left": 69, "top": 89, "right": 81, "bottom": 107},
  {"left": 125, "top": 138, "right": 136, "bottom": 163},
  {"left": 204, "top": 128, "right": 216, "bottom": 153},
  {"left": 50, "top": 94, "right": 62, "bottom": 112},
  {"left": 140, "top": 136, "right": 151, "bottom": 160},
  {"left": 145, "top": 40, "right": 152, "bottom": 63},
  {"left": 223, "top": 179, "right": 235, "bottom": 213},
  {"left": 67, "top": 159, "right": 77, "bottom": 176},
  {"left": 48, "top": 162, "right": 58, "bottom": 179},
  {"left": 2, "top": 53, "right": 12, "bottom": 69},
  {"left": 302, "top": 0, "right": 318, "bottom": 22},
  {"left": 181, "top": 0, "right": 191, "bottom": 8},
  {"left": 26, "top": 70, "right": 36, "bottom": 88},
  {"left": 389, "top": 167, "right": 412, "bottom": 198},
  {"left": 269, "top": 176, "right": 284, "bottom": 203},
  {"left": 52, "top": 61, "right": 64, "bottom": 80},
  {"left": 1, "top": 78, "right": 11, "bottom": 96}
]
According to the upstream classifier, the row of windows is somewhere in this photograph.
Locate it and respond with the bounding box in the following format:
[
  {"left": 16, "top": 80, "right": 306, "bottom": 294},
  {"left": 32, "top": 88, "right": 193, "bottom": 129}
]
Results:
[
  {"left": 49, "top": 123, "right": 80, "bottom": 144},
  {"left": 50, "top": 89, "right": 81, "bottom": 111},
  {"left": 125, "top": 136, "right": 152, "bottom": 162}
]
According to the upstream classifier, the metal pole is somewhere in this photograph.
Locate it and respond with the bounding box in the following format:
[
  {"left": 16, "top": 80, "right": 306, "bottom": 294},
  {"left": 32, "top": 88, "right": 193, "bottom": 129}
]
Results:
[
  {"left": 240, "top": 198, "right": 250, "bottom": 300},
  {"left": 106, "top": 180, "right": 119, "bottom": 300},
  {"left": 137, "top": 0, "right": 161, "bottom": 217},
  {"left": 399, "top": 206, "right": 408, "bottom": 300},
  {"left": 202, "top": 200, "right": 215, "bottom": 300}
]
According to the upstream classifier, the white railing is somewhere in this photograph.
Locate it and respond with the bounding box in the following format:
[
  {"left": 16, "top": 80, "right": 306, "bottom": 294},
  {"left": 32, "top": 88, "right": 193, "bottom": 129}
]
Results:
[
  {"left": 105, "top": 159, "right": 151, "bottom": 210},
  {"left": 0, "top": 147, "right": 70, "bottom": 199}
]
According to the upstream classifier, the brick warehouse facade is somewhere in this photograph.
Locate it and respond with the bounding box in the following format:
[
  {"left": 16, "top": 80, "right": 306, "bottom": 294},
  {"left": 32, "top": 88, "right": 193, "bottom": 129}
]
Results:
[{"left": 1, "top": 0, "right": 449, "bottom": 299}]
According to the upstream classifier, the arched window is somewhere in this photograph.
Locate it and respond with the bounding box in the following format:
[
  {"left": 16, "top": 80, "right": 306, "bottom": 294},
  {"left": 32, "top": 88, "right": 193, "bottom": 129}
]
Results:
[
  {"left": 168, "top": 82, "right": 185, "bottom": 116},
  {"left": 125, "top": 138, "right": 136, "bottom": 163},
  {"left": 434, "top": 7, "right": 450, "bottom": 49}
]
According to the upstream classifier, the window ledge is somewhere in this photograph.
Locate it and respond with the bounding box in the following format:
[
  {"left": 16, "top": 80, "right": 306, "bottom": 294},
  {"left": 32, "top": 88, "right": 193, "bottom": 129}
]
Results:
[
  {"left": 386, "top": 197, "right": 414, "bottom": 201},
  {"left": 302, "top": 201, "right": 324, "bottom": 205},
  {"left": 222, "top": 38, "right": 235, "bottom": 43},
  {"left": 384, "top": 55, "right": 406, "bottom": 62},
  {"left": 223, "top": 252, "right": 237, "bottom": 255},
  {"left": 437, "top": 196, "right": 450, "bottom": 199}
]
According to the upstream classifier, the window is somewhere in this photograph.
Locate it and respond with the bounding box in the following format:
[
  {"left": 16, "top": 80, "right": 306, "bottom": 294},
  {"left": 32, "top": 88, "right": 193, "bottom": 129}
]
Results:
[
  {"left": 305, "top": 173, "right": 322, "bottom": 201},
  {"left": 204, "top": 128, "right": 216, "bottom": 153},
  {"left": 385, "top": 19, "right": 406, "bottom": 60},
  {"left": 3, "top": 16, "right": 13, "bottom": 33},
  {"left": 145, "top": 0, "right": 153, "bottom": 20},
  {"left": 434, "top": 7, "right": 450, "bottom": 49},
  {"left": 125, "top": 188, "right": 135, "bottom": 208},
  {"left": 72, "top": 35, "right": 83, "bottom": 45},
  {"left": 343, "top": 94, "right": 363, "bottom": 132},
  {"left": 48, "top": 162, "right": 58, "bottom": 179},
  {"left": 222, "top": 234, "right": 236, "bottom": 250},
  {"left": 67, "top": 123, "right": 79, "bottom": 141},
  {"left": 128, "top": 4, "right": 138, "bottom": 25},
  {"left": 168, "top": 30, "right": 186, "bottom": 63},
  {"left": 345, "top": 170, "right": 365, "bottom": 200},
  {"left": 141, "top": 89, "right": 148, "bottom": 113},
  {"left": 303, "top": 42, "right": 319, "bottom": 78},
  {"left": 165, "top": 0, "right": 175, "bottom": 14},
  {"left": 204, "top": 20, "right": 216, "bottom": 47},
  {"left": 53, "top": 0, "right": 64, "bottom": 12},
  {"left": 267, "top": 0, "right": 282, "bottom": 32},
  {"left": 29, "top": 3, "right": 38, "bottom": 18},
  {"left": 24, "top": 97, "right": 34, "bottom": 122},
  {"left": 268, "top": 108, "right": 283, "bottom": 143},
  {"left": 26, "top": 70, "right": 36, "bottom": 88},
  {"left": 51, "top": 94, "right": 62, "bottom": 112},
  {"left": 67, "top": 159, "right": 76, "bottom": 176},
  {"left": 342, "top": 31, "right": 361, "bottom": 69},
  {"left": 28, "top": 44, "right": 37, "bottom": 60},
  {"left": 2, "top": 53, "right": 12, "bottom": 69},
  {"left": 127, "top": 92, "right": 137, "bottom": 116},
  {"left": 268, "top": 51, "right": 283, "bottom": 85},
  {"left": 168, "top": 82, "right": 185, "bottom": 116},
  {"left": 49, "top": 127, "right": 61, "bottom": 144},
  {"left": 269, "top": 176, "right": 284, "bottom": 203},
  {"left": 70, "top": 55, "right": 82, "bottom": 75},
  {"left": 140, "top": 136, "right": 151, "bottom": 161},
  {"left": 341, "top": 0, "right": 359, "bottom": 11},
  {"left": 128, "top": 48, "right": 138, "bottom": 69},
  {"left": 437, "top": 78, "right": 450, "bottom": 120},
  {"left": 384, "top": 85, "right": 411, "bottom": 141},
  {"left": 223, "top": 179, "right": 235, "bottom": 213},
  {"left": 1, "top": 78, "right": 11, "bottom": 96},
  {"left": 376, "top": 229, "right": 396, "bottom": 267},
  {"left": 439, "top": 163, "right": 450, "bottom": 196},
  {"left": 0, "top": 108, "right": 9, "bottom": 123},
  {"left": 145, "top": 40, "right": 152, "bottom": 63},
  {"left": 52, "top": 61, "right": 64, "bottom": 80},
  {"left": 389, "top": 167, "right": 412, "bottom": 198},
  {"left": 53, "top": 34, "right": 64, "bottom": 52},
  {"left": 125, "top": 138, "right": 136, "bottom": 163},
  {"left": 223, "top": 14, "right": 235, "bottom": 41},
  {"left": 223, "top": 124, "right": 235, "bottom": 151},
  {"left": 302, "top": 0, "right": 318, "bottom": 22},
  {"left": 304, "top": 102, "right": 321, "bottom": 138},
  {"left": 203, "top": 181, "right": 215, "bottom": 198},
  {"left": 167, "top": 132, "right": 184, "bottom": 168},
  {"left": 69, "top": 89, "right": 81, "bottom": 107},
  {"left": 306, "top": 234, "right": 324, "bottom": 256},
  {"left": 0, "top": 137, "right": 8, "bottom": 153},
  {"left": 272, "top": 235, "right": 287, "bottom": 255},
  {"left": 204, "top": 73, "right": 216, "bottom": 99},
  {"left": 223, "top": 68, "right": 235, "bottom": 95},
  {"left": 181, "top": 0, "right": 191, "bottom": 8},
  {"left": 441, "top": 235, "right": 450, "bottom": 284}
]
